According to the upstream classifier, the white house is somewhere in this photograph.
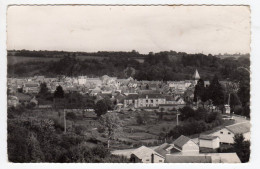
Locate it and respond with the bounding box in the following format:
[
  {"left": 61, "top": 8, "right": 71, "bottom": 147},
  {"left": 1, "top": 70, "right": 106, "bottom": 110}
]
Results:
[
  {"left": 130, "top": 146, "right": 165, "bottom": 163},
  {"left": 137, "top": 94, "right": 166, "bottom": 108},
  {"left": 172, "top": 135, "right": 200, "bottom": 155},
  {"left": 78, "top": 76, "right": 87, "bottom": 85},
  {"left": 199, "top": 135, "right": 220, "bottom": 149},
  {"left": 211, "top": 122, "right": 250, "bottom": 144},
  {"left": 7, "top": 96, "right": 19, "bottom": 107}
]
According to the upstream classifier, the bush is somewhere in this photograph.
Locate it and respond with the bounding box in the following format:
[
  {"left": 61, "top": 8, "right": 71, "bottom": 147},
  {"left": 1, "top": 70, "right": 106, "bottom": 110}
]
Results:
[
  {"left": 66, "top": 112, "right": 77, "bottom": 121},
  {"left": 52, "top": 118, "right": 64, "bottom": 133},
  {"left": 75, "top": 125, "right": 85, "bottom": 135}
]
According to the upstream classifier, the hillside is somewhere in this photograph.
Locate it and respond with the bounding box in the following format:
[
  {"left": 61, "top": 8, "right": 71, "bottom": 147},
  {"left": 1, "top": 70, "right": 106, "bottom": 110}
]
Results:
[{"left": 7, "top": 50, "right": 250, "bottom": 82}]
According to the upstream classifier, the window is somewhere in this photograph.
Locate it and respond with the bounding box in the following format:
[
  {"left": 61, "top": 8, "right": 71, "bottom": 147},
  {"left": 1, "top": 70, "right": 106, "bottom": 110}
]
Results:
[
  {"left": 146, "top": 100, "right": 148, "bottom": 103},
  {"left": 220, "top": 131, "right": 223, "bottom": 134},
  {"left": 151, "top": 100, "right": 153, "bottom": 103},
  {"left": 146, "top": 159, "right": 149, "bottom": 162},
  {"left": 228, "top": 132, "right": 231, "bottom": 135},
  {"left": 159, "top": 160, "right": 162, "bottom": 162}
]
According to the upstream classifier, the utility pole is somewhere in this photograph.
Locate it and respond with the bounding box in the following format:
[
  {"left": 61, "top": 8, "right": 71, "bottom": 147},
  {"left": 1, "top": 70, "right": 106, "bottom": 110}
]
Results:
[
  {"left": 64, "top": 109, "right": 66, "bottom": 133},
  {"left": 228, "top": 93, "right": 230, "bottom": 105},
  {"left": 176, "top": 110, "right": 180, "bottom": 126}
]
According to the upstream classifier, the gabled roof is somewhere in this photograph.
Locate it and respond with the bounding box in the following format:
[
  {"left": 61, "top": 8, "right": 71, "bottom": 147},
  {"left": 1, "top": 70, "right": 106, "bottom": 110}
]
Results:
[
  {"left": 15, "top": 93, "right": 31, "bottom": 101},
  {"left": 173, "top": 135, "right": 192, "bottom": 150},
  {"left": 165, "top": 95, "right": 175, "bottom": 101},
  {"left": 131, "top": 146, "right": 164, "bottom": 160},
  {"left": 24, "top": 83, "right": 39, "bottom": 87},
  {"left": 225, "top": 122, "right": 250, "bottom": 134},
  {"left": 125, "top": 94, "right": 139, "bottom": 100},
  {"left": 154, "top": 143, "right": 173, "bottom": 157},
  {"left": 165, "top": 155, "right": 212, "bottom": 163},
  {"left": 199, "top": 135, "right": 219, "bottom": 140},
  {"left": 139, "top": 93, "right": 164, "bottom": 99}
]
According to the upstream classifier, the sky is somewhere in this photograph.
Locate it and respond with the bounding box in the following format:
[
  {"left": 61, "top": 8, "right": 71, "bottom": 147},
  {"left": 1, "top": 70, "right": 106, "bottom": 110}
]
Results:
[{"left": 7, "top": 5, "right": 250, "bottom": 55}]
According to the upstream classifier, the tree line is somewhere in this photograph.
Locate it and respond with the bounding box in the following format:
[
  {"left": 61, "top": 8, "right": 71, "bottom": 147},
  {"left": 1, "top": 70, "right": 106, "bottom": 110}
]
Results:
[{"left": 8, "top": 50, "right": 249, "bottom": 82}]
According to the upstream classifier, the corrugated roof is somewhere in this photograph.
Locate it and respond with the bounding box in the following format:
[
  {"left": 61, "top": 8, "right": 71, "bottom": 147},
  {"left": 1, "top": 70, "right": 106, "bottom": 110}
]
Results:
[
  {"left": 165, "top": 155, "right": 212, "bottom": 163},
  {"left": 225, "top": 122, "right": 250, "bottom": 134}
]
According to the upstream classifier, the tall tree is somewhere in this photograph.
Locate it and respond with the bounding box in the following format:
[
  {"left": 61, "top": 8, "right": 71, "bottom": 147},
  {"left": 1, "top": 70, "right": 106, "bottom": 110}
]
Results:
[
  {"left": 99, "top": 113, "right": 122, "bottom": 148},
  {"left": 193, "top": 79, "right": 206, "bottom": 103},
  {"left": 233, "top": 134, "right": 250, "bottom": 163},
  {"left": 38, "top": 82, "right": 52, "bottom": 100},
  {"left": 208, "top": 75, "right": 224, "bottom": 106},
  {"left": 94, "top": 100, "right": 108, "bottom": 117},
  {"left": 238, "top": 81, "right": 250, "bottom": 107},
  {"left": 54, "top": 85, "right": 64, "bottom": 98},
  {"left": 229, "top": 93, "right": 242, "bottom": 112}
]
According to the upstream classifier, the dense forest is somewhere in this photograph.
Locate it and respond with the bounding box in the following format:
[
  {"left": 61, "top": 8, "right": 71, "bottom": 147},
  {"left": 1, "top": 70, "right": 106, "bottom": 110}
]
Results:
[{"left": 7, "top": 50, "right": 250, "bottom": 82}]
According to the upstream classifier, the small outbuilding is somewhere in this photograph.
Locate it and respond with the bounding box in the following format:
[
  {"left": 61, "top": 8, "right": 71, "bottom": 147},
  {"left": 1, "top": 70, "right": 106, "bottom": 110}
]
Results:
[{"left": 199, "top": 135, "right": 220, "bottom": 149}]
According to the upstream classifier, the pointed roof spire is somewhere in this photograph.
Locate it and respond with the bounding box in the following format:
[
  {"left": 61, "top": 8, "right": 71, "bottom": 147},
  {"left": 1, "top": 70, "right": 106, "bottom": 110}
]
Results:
[{"left": 193, "top": 69, "right": 200, "bottom": 80}]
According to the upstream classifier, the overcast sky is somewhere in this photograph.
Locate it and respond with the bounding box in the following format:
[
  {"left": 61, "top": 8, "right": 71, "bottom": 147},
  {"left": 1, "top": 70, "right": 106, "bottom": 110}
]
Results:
[{"left": 7, "top": 6, "right": 250, "bottom": 54}]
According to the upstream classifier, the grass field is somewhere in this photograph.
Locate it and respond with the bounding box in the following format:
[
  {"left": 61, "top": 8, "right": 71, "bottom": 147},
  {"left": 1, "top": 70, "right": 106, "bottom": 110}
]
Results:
[{"left": 7, "top": 56, "right": 60, "bottom": 65}]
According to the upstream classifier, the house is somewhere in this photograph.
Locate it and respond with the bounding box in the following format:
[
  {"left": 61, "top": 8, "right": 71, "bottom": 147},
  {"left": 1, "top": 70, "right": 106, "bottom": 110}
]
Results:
[
  {"left": 86, "top": 78, "right": 102, "bottom": 86},
  {"left": 137, "top": 94, "right": 166, "bottom": 108},
  {"left": 165, "top": 95, "right": 175, "bottom": 104},
  {"left": 15, "top": 93, "right": 32, "bottom": 105},
  {"left": 23, "top": 82, "right": 40, "bottom": 94},
  {"left": 7, "top": 96, "right": 19, "bottom": 107},
  {"left": 114, "top": 93, "right": 126, "bottom": 104},
  {"left": 33, "top": 76, "right": 45, "bottom": 82},
  {"left": 130, "top": 146, "right": 165, "bottom": 163},
  {"left": 124, "top": 94, "right": 139, "bottom": 108},
  {"left": 30, "top": 96, "right": 39, "bottom": 106},
  {"left": 89, "top": 87, "right": 101, "bottom": 96},
  {"left": 175, "top": 97, "right": 186, "bottom": 105},
  {"left": 165, "top": 154, "right": 212, "bottom": 163},
  {"left": 158, "top": 104, "right": 176, "bottom": 112},
  {"left": 211, "top": 122, "right": 250, "bottom": 144},
  {"left": 224, "top": 104, "right": 231, "bottom": 114},
  {"left": 199, "top": 135, "right": 220, "bottom": 149},
  {"left": 154, "top": 143, "right": 174, "bottom": 157},
  {"left": 77, "top": 76, "right": 88, "bottom": 85},
  {"left": 172, "top": 135, "right": 199, "bottom": 155}
]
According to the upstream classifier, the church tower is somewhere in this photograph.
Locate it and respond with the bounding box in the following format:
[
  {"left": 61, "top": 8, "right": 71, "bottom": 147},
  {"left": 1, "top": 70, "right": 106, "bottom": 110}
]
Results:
[{"left": 193, "top": 69, "right": 200, "bottom": 84}]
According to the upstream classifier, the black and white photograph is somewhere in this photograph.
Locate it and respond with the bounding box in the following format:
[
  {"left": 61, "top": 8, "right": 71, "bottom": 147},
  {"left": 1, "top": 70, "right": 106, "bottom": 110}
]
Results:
[{"left": 5, "top": 5, "right": 251, "bottom": 163}]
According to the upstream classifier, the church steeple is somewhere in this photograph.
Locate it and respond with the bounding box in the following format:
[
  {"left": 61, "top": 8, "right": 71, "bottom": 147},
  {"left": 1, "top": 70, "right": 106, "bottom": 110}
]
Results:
[{"left": 193, "top": 69, "right": 200, "bottom": 84}]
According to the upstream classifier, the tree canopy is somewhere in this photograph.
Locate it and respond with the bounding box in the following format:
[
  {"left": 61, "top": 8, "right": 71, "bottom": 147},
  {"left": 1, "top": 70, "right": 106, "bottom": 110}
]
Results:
[{"left": 54, "top": 85, "right": 64, "bottom": 98}]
